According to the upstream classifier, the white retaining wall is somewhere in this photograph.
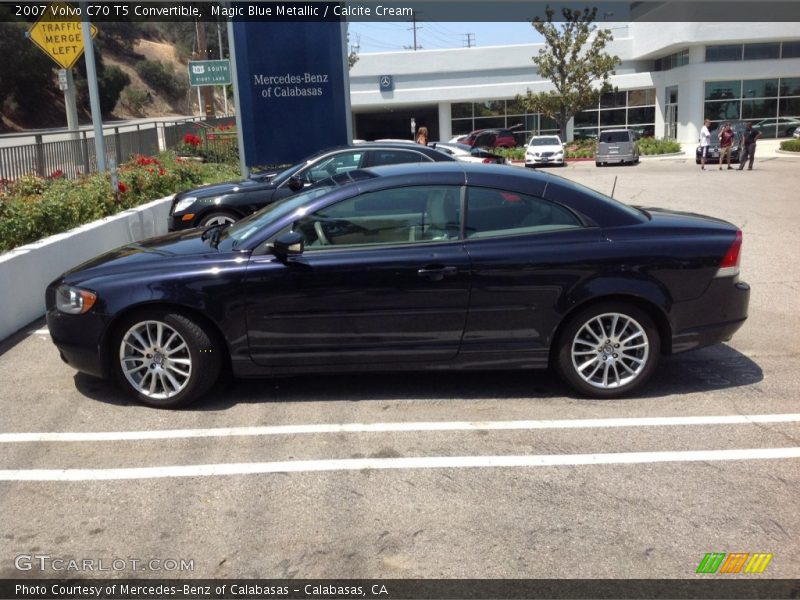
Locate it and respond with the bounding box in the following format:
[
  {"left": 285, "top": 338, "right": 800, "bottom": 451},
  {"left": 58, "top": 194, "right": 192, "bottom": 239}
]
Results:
[{"left": 0, "top": 195, "right": 174, "bottom": 342}]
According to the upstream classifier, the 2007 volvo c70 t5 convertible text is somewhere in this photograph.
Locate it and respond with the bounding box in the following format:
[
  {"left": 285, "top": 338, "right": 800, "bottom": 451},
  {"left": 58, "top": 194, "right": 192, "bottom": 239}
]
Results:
[{"left": 47, "top": 163, "right": 749, "bottom": 408}]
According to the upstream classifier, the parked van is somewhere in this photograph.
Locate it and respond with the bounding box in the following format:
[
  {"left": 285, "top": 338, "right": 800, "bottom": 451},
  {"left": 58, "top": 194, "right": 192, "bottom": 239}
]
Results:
[{"left": 596, "top": 129, "right": 640, "bottom": 166}]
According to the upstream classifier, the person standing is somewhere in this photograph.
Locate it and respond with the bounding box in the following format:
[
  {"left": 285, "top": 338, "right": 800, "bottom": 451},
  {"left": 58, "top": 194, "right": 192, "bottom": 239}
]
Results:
[
  {"left": 699, "top": 119, "right": 712, "bottom": 170},
  {"left": 416, "top": 126, "right": 429, "bottom": 145},
  {"left": 718, "top": 122, "right": 735, "bottom": 170},
  {"left": 738, "top": 122, "right": 762, "bottom": 170}
]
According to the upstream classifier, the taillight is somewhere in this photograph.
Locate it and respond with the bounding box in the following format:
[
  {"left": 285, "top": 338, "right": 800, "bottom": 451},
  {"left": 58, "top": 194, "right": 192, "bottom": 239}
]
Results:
[
  {"left": 482, "top": 158, "right": 492, "bottom": 164},
  {"left": 715, "top": 230, "right": 742, "bottom": 278}
]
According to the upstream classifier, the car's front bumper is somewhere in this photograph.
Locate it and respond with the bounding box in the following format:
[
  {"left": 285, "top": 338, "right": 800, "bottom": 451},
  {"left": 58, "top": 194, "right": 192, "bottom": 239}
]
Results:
[
  {"left": 669, "top": 278, "right": 750, "bottom": 354},
  {"left": 525, "top": 156, "right": 564, "bottom": 166},
  {"left": 46, "top": 307, "right": 110, "bottom": 379},
  {"left": 168, "top": 213, "right": 197, "bottom": 232}
]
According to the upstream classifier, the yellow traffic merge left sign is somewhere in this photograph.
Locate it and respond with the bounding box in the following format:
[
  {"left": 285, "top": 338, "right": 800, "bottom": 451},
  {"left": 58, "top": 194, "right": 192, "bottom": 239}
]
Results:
[{"left": 27, "top": 2, "right": 98, "bottom": 69}]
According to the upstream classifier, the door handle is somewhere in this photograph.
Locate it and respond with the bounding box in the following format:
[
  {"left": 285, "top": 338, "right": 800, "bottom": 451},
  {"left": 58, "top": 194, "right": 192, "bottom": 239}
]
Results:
[{"left": 417, "top": 265, "right": 458, "bottom": 281}]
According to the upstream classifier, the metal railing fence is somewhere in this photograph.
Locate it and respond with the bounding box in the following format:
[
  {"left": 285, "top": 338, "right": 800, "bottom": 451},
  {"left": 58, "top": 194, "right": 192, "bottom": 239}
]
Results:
[{"left": 0, "top": 116, "right": 236, "bottom": 182}]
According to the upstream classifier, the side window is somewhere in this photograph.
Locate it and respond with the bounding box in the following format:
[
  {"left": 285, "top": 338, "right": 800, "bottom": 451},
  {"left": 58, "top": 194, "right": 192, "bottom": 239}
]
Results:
[
  {"left": 465, "top": 187, "right": 582, "bottom": 239},
  {"left": 291, "top": 186, "right": 462, "bottom": 250},
  {"left": 367, "top": 150, "right": 427, "bottom": 166},
  {"left": 303, "top": 152, "right": 364, "bottom": 184}
]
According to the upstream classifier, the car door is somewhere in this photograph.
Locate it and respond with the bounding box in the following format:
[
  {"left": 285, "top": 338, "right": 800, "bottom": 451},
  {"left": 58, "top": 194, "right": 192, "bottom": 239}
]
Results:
[
  {"left": 460, "top": 185, "right": 604, "bottom": 357},
  {"left": 244, "top": 184, "right": 471, "bottom": 368}
]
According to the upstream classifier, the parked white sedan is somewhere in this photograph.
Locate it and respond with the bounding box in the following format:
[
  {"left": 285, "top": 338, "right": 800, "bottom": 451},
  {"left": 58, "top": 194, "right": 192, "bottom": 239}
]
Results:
[{"left": 526, "top": 135, "right": 565, "bottom": 167}]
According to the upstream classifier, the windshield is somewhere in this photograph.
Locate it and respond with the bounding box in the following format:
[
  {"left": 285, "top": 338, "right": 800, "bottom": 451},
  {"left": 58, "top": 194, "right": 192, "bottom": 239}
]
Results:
[
  {"left": 269, "top": 147, "right": 341, "bottom": 186},
  {"left": 227, "top": 182, "right": 337, "bottom": 243},
  {"left": 529, "top": 137, "right": 561, "bottom": 146}
]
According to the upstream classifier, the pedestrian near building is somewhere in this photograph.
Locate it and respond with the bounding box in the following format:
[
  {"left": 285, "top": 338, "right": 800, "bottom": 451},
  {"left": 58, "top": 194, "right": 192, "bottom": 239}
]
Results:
[
  {"left": 718, "top": 122, "right": 735, "bottom": 170},
  {"left": 738, "top": 122, "right": 762, "bottom": 170},
  {"left": 699, "top": 119, "right": 711, "bottom": 170},
  {"left": 416, "top": 126, "right": 429, "bottom": 145}
]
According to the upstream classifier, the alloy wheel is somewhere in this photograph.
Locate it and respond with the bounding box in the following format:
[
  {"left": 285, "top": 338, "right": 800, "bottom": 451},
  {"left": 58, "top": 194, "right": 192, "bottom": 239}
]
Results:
[
  {"left": 119, "top": 320, "right": 192, "bottom": 400},
  {"left": 570, "top": 312, "right": 650, "bottom": 389}
]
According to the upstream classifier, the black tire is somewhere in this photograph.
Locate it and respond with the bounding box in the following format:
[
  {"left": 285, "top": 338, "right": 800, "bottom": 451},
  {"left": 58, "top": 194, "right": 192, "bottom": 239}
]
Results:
[
  {"left": 595, "top": 162, "right": 601, "bottom": 167},
  {"left": 112, "top": 310, "right": 221, "bottom": 408},
  {"left": 555, "top": 302, "right": 660, "bottom": 398},
  {"left": 198, "top": 210, "right": 239, "bottom": 228}
]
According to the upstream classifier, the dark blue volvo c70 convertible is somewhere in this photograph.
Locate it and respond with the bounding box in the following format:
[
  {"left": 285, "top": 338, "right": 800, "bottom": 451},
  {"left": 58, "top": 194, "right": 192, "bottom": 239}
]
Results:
[{"left": 47, "top": 163, "right": 749, "bottom": 408}]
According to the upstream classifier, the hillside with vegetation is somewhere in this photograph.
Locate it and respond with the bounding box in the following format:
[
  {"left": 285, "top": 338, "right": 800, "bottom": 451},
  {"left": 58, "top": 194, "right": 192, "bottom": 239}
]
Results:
[{"left": 0, "top": 19, "right": 228, "bottom": 132}]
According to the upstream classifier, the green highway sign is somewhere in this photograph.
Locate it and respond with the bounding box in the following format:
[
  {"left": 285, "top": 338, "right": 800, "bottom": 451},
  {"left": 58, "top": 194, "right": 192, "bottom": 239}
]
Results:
[{"left": 188, "top": 60, "right": 231, "bottom": 86}]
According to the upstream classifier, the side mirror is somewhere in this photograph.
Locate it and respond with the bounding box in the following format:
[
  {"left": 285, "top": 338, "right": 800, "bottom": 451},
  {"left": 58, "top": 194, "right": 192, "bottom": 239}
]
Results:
[
  {"left": 273, "top": 231, "right": 304, "bottom": 262},
  {"left": 287, "top": 175, "right": 304, "bottom": 192}
]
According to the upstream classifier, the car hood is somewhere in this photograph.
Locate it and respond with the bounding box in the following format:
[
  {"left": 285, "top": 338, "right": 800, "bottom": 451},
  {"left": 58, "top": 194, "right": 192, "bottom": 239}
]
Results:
[
  {"left": 177, "top": 178, "right": 275, "bottom": 199},
  {"left": 61, "top": 229, "right": 240, "bottom": 282}
]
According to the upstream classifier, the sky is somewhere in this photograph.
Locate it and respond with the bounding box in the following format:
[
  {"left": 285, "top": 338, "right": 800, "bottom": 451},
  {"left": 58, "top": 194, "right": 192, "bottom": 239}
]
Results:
[{"left": 347, "top": 22, "right": 543, "bottom": 53}]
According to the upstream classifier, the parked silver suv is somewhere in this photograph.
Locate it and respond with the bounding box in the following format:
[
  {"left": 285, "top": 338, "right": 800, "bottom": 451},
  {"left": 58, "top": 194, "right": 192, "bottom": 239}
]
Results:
[{"left": 596, "top": 129, "right": 640, "bottom": 167}]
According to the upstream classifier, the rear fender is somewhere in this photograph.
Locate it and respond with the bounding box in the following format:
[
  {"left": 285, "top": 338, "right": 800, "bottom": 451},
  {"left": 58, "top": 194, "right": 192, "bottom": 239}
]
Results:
[{"left": 554, "top": 274, "right": 674, "bottom": 355}]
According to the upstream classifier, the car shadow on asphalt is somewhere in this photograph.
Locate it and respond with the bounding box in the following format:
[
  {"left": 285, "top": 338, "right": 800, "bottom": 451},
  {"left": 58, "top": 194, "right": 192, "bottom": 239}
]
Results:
[{"left": 73, "top": 344, "right": 763, "bottom": 410}]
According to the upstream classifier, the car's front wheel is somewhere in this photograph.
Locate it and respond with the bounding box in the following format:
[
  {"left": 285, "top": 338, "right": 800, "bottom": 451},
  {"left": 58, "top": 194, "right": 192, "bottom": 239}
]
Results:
[
  {"left": 556, "top": 302, "right": 660, "bottom": 398},
  {"left": 199, "top": 211, "right": 238, "bottom": 228},
  {"left": 112, "top": 311, "right": 221, "bottom": 408}
]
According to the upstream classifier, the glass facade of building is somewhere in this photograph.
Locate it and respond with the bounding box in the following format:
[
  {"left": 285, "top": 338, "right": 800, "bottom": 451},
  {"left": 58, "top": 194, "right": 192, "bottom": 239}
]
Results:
[
  {"left": 451, "top": 88, "right": 657, "bottom": 144},
  {"left": 654, "top": 49, "right": 689, "bottom": 71},
  {"left": 573, "top": 88, "right": 657, "bottom": 140},
  {"left": 706, "top": 41, "right": 800, "bottom": 62},
  {"left": 704, "top": 77, "right": 800, "bottom": 137},
  {"left": 451, "top": 100, "right": 559, "bottom": 145}
]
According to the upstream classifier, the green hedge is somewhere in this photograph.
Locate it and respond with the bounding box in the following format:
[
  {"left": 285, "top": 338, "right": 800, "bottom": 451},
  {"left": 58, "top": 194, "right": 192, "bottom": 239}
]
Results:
[
  {"left": 779, "top": 139, "right": 800, "bottom": 152},
  {"left": 638, "top": 137, "right": 681, "bottom": 155},
  {"left": 0, "top": 153, "right": 240, "bottom": 254}
]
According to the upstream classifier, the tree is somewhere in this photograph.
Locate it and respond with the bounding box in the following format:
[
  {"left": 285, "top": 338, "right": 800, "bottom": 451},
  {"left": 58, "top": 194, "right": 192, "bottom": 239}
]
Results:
[
  {"left": 516, "top": 6, "right": 620, "bottom": 140},
  {"left": 0, "top": 22, "right": 57, "bottom": 121},
  {"left": 347, "top": 31, "right": 359, "bottom": 69}
]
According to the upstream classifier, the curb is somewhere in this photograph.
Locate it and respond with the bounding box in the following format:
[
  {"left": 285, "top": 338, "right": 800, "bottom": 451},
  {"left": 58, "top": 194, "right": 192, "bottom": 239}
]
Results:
[
  {"left": 0, "top": 194, "right": 174, "bottom": 343},
  {"left": 775, "top": 149, "right": 800, "bottom": 157},
  {"left": 640, "top": 151, "right": 686, "bottom": 158}
]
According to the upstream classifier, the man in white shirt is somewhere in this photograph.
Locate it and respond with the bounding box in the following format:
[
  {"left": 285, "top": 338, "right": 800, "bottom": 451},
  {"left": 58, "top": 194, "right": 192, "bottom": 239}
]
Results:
[{"left": 699, "top": 119, "right": 712, "bottom": 170}]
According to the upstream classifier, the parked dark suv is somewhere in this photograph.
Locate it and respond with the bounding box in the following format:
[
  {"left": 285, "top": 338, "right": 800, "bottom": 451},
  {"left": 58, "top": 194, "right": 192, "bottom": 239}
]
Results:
[
  {"left": 168, "top": 142, "right": 455, "bottom": 231},
  {"left": 463, "top": 126, "right": 520, "bottom": 149}
]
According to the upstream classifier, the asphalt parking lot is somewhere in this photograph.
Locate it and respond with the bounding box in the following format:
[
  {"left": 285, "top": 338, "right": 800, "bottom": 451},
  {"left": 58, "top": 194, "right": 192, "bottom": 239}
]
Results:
[{"left": 1, "top": 156, "right": 799, "bottom": 582}]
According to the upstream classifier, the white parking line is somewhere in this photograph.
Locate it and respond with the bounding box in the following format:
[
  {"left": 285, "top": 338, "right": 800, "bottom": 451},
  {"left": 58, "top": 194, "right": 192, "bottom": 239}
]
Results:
[
  {"left": 1, "top": 413, "right": 799, "bottom": 443},
  {"left": 2, "top": 447, "right": 799, "bottom": 481}
]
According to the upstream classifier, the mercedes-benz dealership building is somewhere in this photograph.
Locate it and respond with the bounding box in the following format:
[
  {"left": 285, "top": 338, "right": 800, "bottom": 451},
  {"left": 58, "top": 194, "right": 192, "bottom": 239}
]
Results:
[{"left": 348, "top": 22, "right": 800, "bottom": 144}]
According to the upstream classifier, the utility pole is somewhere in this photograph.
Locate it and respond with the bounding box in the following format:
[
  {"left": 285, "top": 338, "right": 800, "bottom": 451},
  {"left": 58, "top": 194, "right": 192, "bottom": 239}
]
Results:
[
  {"left": 195, "top": 20, "right": 215, "bottom": 118},
  {"left": 408, "top": 15, "right": 420, "bottom": 51},
  {"left": 463, "top": 33, "right": 475, "bottom": 48},
  {"left": 217, "top": 20, "right": 228, "bottom": 115},
  {"left": 79, "top": 2, "right": 106, "bottom": 173}
]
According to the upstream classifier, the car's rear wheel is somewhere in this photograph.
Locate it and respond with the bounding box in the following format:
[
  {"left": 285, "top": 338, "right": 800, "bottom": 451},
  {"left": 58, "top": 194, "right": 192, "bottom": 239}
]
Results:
[
  {"left": 199, "top": 211, "right": 238, "bottom": 227},
  {"left": 113, "top": 311, "right": 221, "bottom": 408},
  {"left": 556, "top": 302, "right": 660, "bottom": 398}
]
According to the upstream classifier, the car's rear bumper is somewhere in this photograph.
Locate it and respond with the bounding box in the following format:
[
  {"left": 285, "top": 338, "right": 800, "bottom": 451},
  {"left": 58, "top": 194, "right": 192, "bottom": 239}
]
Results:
[
  {"left": 596, "top": 154, "right": 635, "bottom": 163},
  {"left": 669, "top": 279, "right": 750, "bottom": 354}
]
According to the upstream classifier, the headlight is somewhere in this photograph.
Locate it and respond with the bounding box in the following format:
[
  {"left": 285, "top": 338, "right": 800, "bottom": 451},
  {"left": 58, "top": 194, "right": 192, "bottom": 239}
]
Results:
[
  {"left": 172, "top": 196, "right": 197, "bottom": 214},
  {"left": 56, "top": 285, "right": 96, "bottom": 315}
]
